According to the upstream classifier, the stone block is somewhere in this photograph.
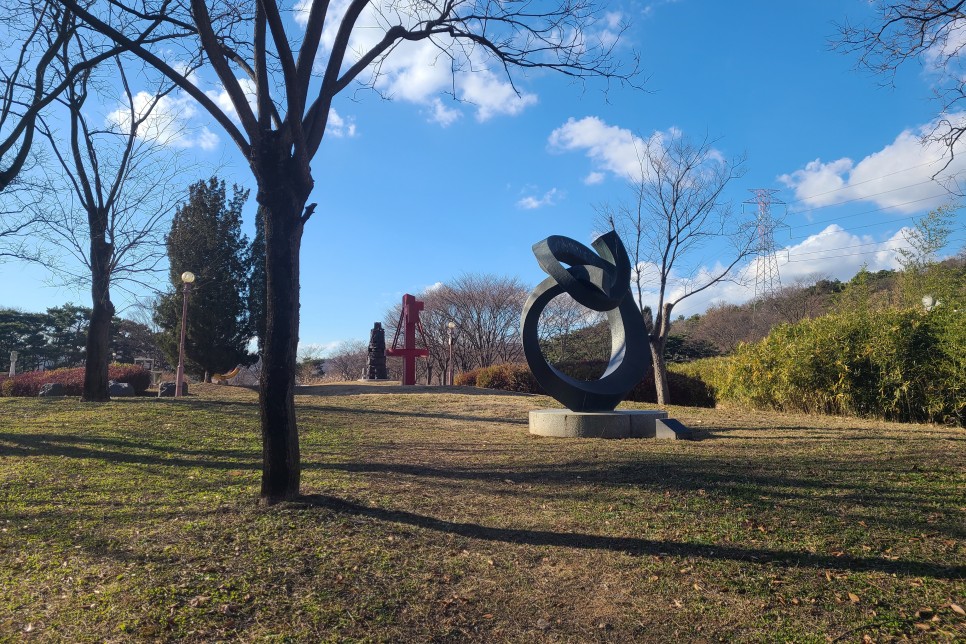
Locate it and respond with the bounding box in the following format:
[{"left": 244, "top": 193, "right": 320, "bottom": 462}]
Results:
[
  {"left": 157, "top": 381, "right": 187, "bottom": 397},
  {"left": 108, "top": 381, "right": 135, "bottom": 397},
  {"left": 626, "top": 410, "right": 670, "bottom": 438},
  {"left": 38, "top": 383, "right": 65, "bottom": 397},
  {"left": 655, "top": 418, "right": 693, "bottom": 440}
]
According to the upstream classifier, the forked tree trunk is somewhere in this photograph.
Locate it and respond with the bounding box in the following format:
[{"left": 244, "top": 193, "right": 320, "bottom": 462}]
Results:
[
  {"left": 256, "top": 164, "right": 310, "bottom": 504},
  {"left": 82, "top": 232, "right": 114, "bottom": 402}
]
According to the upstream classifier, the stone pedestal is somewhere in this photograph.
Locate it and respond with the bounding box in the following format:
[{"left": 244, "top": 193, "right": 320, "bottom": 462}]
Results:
[{"left": 529, "top": 409, "right": 669, "bottom": 439}]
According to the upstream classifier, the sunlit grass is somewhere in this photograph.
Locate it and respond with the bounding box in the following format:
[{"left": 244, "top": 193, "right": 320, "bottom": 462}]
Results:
[{"left": 1, "top": 383, "right": 963, "bottom": 641}]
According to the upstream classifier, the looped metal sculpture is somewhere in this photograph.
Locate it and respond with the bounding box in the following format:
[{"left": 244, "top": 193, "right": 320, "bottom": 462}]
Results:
[{"left": 521, "top": 231, "right": 650, "bottom": 412}]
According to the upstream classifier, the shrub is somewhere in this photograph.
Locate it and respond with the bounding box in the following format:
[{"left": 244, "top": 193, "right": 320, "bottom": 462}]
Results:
[
  {"left": 454, "top": 368, "right": 481, "bottom": 387},
  {"left": 109, "top": 363, "right": 152, "bottom": 394},
  {"left": 0, "top": 364, "right": 152, "bottom": 397},
  {"left": 475, "top": 363, "right": 543, "bottom": 393},
  {"left": 676, "top": 307, "right": 965, "bottom": 426},
  {"left": 463, "top": 360, "right": 715, "bottom": 408}
]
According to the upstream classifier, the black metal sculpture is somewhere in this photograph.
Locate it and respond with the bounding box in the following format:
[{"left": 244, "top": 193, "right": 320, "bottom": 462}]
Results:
[{"left": 521, "top": 231, "right": 650, "bottom": 412}]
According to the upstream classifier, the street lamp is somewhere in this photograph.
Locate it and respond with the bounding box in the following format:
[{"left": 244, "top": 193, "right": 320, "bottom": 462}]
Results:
[
  {"left": 447, "top": 321, "right": 457, "bottom": 386},
  {"left": 175, "top": 271, "right": 195, "bottom": 397}
]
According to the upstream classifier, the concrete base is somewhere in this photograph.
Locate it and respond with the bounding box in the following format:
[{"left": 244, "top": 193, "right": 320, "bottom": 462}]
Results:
[{"left": 529, "top": 409, "right": 669, "bottom": 439}]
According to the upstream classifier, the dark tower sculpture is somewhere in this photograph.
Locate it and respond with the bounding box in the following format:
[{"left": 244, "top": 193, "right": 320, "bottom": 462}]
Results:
[{"left": 364, "top": 322, "right": 388, "bottom": 380}]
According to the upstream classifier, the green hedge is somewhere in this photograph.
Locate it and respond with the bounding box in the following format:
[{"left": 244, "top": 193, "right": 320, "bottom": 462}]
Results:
[
  {"left": 674, "top": 306, "right": 965, "bottom": 426},
  {"left": 455, "top": 360, "right": 715, "bottom": 408}
]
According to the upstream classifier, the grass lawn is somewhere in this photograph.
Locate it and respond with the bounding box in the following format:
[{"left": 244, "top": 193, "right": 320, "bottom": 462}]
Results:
[{"left": 0, "top": 382, "right": 963, "bottom": 642}]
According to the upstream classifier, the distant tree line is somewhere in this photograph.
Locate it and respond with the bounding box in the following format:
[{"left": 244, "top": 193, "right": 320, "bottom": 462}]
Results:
[{"left": 0, "top": 305, "right": 166, "bottom": 374}]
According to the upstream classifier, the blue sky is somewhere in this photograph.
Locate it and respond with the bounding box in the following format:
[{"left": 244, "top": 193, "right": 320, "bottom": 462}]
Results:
[{"left": 2, "top": 1, "right": 964, "bottom": 354}]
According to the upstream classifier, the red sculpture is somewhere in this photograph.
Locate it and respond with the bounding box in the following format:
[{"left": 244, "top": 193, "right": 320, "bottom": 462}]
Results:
[{"left": 387, "top": 294, "right": 429, "bottom": 386}]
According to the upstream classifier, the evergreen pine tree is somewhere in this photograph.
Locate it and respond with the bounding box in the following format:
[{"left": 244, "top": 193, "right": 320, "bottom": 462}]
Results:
[{"left": 154, "top": 178, "right": 254, "bottom": 378}]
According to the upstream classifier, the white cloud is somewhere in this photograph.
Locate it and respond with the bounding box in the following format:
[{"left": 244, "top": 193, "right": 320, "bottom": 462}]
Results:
[
  {"left": 204, "top": 77, "right": 259, "bottom": 123},
  {"left": 665, "top": 225, "right": 917, "bottom": 317},
  {"left": 548, "top": 116, "right": 644, "bottom": 179},
  {"left": 293, "top": 0, "right": 312, "bottom": 27},
  {"left": 430, "top": 98, "right": 461, "bottom": 127},
  {"left": 460, "top": 71, "right": 538, "bottom": 121},
  {"left": 642, "top": 0, "right": 683, "bottom": 18},
  {"left": 517, "top": 188, "right": 561, "bottom": 210},
  {"left": 298, "top": 0, "right": 539, "bottom": 124},
  {"left": 548, "top": 117, "right": 691, "bottom": 182},
  {"left": 326, "top": 109, "right": 357, "bottom": 138},
  {"left": 778, "top": 115, "right": 964, "bottom": 213},
  {"left": 923, "top": 19, "right": 966, "bottom": 72},
  {"left": 106, "top": 91, "right": 219, "bottom": 150}
]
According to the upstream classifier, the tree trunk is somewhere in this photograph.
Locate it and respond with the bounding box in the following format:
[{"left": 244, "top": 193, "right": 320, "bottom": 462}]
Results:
[
  {"left": 256, "top": 170, "right": 309, "bottom": 504},
  {"left": 649, "top": 337, "right": 670, "bottom": 406},
  {"left": 81, "top": 227, "right": 114, "bottom": 402}
]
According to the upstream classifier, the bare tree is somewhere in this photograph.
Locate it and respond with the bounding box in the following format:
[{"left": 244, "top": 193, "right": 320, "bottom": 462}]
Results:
[
  {"left": 383, "top": 277, "right": 529, "bottom": 384},
  {"left": 0, "top": 173, "right": 43, "bottom": 262},
  {"left": 324, "top": 340, "right": 367, "bottom": 382},
  {"left": 58, "top": 0, "right": 638, "bottom": 503},
  {"left": 769, "top": 275, "right": 834, "bottom": 325},
  {"left": 28, "top": 51, "right": 182, "bottom": 401},
  {"left": 433, "top": 274, "right": 528, "bottom": 370},
  {"left": 597, "top": 133, "right": 753, "bottom": 405},
  {"left": 0, "top": 0, "right": 169, "bottom": 191},
  {"left": 0, "top": 2, "right": 86, "bottom": 259},
  {"left": 1, "top": 1, "right": 76, "bottom": 190},
  {"left": 837, "top": 1, "right": 966, "bottom": 164},
  {"left": 537, "top": 293, "right": 603, "bottom": 364}
]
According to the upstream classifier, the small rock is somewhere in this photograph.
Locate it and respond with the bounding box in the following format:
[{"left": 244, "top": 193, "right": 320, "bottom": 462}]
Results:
[{"left": 536, "top": 618, "right": 550, "bottom": 630}]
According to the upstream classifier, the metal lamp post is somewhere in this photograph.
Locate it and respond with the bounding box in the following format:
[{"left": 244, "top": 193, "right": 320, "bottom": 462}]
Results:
[
  {"left": 447, "top": 321, "right": 456, "bottom": 386},
  {"left": 175, "top": 271, "right": 196, "bottom": 397}
]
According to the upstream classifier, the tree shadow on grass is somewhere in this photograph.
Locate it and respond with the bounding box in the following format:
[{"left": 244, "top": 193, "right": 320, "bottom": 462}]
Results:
[
  {"left": 295, "top": 384, "right": 537, "bottom": 397},
  {"left": 0, "top": 431, "right": 261, "bottom": 470},
  {"left": 303, "top": 456, "right": 966, "bottom": 541},
  {"left": 296, "top": 493, "right": 965, "bottom": 580},
  {"left": 293, "top": 403, "right": 530, "bottom": 426}
]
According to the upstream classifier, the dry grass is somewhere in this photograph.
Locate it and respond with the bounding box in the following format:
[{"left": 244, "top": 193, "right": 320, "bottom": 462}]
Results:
[{"left": 0, "top": 382, "right": 963, "bottom": 642}]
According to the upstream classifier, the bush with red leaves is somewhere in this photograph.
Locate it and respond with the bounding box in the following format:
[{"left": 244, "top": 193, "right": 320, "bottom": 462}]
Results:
[{"left": 0, "top": 364, "right": 152, "bottom": 397}]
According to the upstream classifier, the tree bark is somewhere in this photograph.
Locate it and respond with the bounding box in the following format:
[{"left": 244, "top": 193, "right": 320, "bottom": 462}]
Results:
[
  {"left": 81, "top": 231, "right": 114, "bottom": 402},
  {"left": 649, "top": 338, "right": 670, "bottom": 406},
  {"left": 255, "top": 151, "right": 311, "bottom": 504}
]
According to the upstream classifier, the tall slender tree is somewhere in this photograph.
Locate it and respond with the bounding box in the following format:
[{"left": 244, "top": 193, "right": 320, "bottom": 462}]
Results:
[
  {"left": 155, "top": 178, "right": 254, "bottom": 379},
  {"left": 597, "top": 133, "right": 754, "bottom": 405},
  {"left": 60, "top": 0, "right": 639, "bottom": 502},
  {"left": 30, "top": 52, "right": 180, "bottom": 401}
]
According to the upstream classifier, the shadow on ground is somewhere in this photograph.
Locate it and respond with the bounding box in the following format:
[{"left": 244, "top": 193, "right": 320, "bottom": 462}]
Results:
[{"left": 295, "top": 493, "right": 965, "bottom": 581}]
